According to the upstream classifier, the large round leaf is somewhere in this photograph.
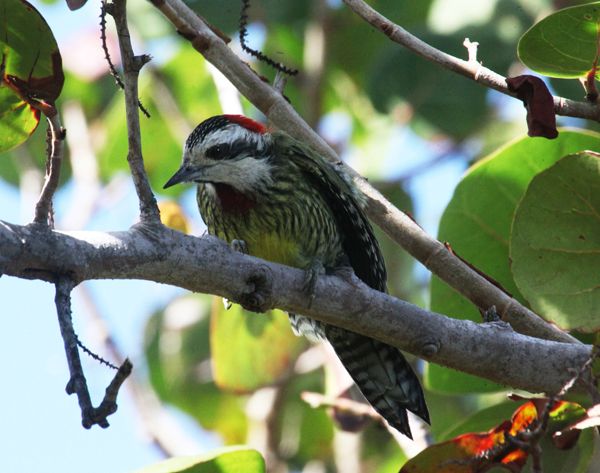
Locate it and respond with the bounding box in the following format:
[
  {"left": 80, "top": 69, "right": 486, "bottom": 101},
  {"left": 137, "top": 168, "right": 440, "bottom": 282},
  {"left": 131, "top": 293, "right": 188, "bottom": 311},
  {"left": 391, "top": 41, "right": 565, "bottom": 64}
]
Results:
[
  {"left": 0, "top": 0, "right": 63, "bottom": 153},
  {"left": 144, "top": 295, "right": 248, "bottom": 445},
  {"left": 519, "top": 3, "right": 600, "bottom": 79},
  {"left": 211, "top": 298, "right": 306, "bottom": 393},
  {"left": 511, "top": 152, "right": 600, "bottom": 332},
  {"left": 428, "top": 130, "right": 600, "bottom": 393}
]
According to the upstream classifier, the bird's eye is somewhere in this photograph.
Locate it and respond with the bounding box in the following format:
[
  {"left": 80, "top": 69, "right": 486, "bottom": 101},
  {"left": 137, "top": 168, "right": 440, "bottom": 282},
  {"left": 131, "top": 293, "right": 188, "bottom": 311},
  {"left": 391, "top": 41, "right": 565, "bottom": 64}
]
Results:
[{"left": 206, "top": 144, "right": 226, "bottom": 160}]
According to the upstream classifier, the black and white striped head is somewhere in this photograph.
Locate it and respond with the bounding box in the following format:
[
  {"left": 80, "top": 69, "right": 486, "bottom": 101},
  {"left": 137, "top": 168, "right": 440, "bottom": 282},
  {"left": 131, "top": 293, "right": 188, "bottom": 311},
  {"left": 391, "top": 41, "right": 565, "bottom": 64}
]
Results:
[{"left": 164, "top": 115, "right": 274, "bottom": 193}]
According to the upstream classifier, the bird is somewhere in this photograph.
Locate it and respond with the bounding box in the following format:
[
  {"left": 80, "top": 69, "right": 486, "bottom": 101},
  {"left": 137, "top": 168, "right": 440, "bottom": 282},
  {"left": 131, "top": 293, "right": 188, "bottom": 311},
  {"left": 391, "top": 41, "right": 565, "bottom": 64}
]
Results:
[{"left": 163, "top": 114, "right": 429, "bottom": 438}]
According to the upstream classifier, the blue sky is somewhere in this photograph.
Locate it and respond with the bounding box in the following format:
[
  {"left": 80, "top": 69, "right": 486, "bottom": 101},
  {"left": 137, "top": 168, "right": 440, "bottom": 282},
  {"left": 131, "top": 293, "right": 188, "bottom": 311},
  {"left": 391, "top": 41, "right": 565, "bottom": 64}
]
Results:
[{"left": 0, "top": 177, "right": 190, "bottom": 472}]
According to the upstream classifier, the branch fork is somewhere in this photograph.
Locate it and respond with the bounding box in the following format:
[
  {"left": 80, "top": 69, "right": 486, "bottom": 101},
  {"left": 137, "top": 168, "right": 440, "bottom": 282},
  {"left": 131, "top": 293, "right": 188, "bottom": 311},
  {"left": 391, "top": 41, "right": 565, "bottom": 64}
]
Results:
[{"left": 55, "top": 277, "right": 132, "bottom": 428}]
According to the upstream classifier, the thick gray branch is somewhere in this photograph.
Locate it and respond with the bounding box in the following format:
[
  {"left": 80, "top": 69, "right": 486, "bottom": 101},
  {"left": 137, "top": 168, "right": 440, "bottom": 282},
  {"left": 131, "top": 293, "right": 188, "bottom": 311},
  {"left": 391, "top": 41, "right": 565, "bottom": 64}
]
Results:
[{"left": 0, "top": 221, "right": 590, "bottom": 395}]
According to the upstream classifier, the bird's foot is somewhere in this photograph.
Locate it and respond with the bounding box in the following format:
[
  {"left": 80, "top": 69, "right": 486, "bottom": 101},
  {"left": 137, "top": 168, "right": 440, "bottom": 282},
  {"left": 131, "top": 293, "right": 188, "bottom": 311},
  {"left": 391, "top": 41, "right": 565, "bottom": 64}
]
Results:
[
  {"left": 483, "top": 305, "right": 513, "bottom": 331},
  {"left": 223, "top": 240, "right": 249, "bottom": 309},
  {"left": 231, "top": 239, "right": 249, "bottom": 255},
  {"left": 303, "top": 258, "right": 325, "bottom": 309}
]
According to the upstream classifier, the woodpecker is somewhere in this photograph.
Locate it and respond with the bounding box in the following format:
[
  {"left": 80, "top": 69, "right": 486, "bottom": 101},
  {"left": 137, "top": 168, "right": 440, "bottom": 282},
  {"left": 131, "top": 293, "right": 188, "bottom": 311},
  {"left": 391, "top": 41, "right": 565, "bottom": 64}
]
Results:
[{"left": 164, "top": 114, "right": 429, "bottom": 438}]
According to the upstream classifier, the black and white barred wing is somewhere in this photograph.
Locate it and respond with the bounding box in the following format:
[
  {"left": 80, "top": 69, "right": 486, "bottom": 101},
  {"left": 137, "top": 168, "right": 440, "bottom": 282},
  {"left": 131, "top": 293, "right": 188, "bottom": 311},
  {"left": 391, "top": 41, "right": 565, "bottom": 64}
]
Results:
[
  {"left": 284, "top": 140, "right": 430, "bottom": 437},
  {"left": 286, "top": 142, "right": 387, "bottom": 293}
]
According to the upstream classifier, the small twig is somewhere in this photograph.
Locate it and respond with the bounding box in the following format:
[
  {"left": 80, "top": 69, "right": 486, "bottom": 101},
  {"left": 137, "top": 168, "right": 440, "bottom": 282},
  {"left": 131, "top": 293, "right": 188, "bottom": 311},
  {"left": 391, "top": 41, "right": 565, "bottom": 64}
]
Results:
[
  {"left": 558, "top": 346, "right": 600, "bottom": 408},
  {"left": 76, "top": 337, "right": 118, "bottom": 370},
  {"left": 239, "top": 0, "right": 298, "bottom": 76},
  {"left": 32, "top": 113, "right": 66, "bottom": 226},
  {"left": 444, "top": 243, "right": 514, "bottom": 299},
  {"left": 55, "top": 277, "right": 131, "bottom": 429},
  {"left": 500, "top": 350, "right": 600, "bottom": 471},
  {"left": 100, "top": 3, "right": 125, "bottom": 90},
  {"left": 92, "top": 358, "right": 133, "bottom": 423},
  {"left": 101, "top": 1, "right": 151, "bottom": 118},
  {"left": 55, "top": 276, "right": 93, "bottom": 427},
  {"left": 341, "top": 0, "right": 600, "bottom": 124},
  {"left": 301, "top": 391, "right": 380, "bottom": 419},
  {"left": 463, "top": 38, "right": 479, "bottom": 64},
  {"left": 108, "top": 0, "right": 160, "bottom": 223},
  {"left": 273, "top": 70, "right": 287, "bottom": 94},
  {"left": 581, "top": 16, "right": 600, "bottom": 104},
  {"left": 444, "top": 351, "right": 600, "bottom": 472},
  {"left": 43, "top": 123, "right": 55, "bottom": 228}
]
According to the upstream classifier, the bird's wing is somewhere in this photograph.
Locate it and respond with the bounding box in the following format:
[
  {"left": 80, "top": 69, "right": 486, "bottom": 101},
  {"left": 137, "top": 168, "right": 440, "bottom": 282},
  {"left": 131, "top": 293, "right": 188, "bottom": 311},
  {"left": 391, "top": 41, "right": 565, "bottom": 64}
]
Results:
[
  {"left": 274, "top": 133, "right": 387, "bottom": 293},
  {"left": 274, "top": 134, "right": 430, "bottom": 436}
]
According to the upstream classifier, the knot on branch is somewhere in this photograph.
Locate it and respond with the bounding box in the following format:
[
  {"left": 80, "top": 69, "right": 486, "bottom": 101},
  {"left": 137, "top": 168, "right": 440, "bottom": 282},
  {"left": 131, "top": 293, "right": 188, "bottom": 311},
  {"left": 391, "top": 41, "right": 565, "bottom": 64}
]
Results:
[
  {"left": 81, "top": 358, "right": 133, "bottom": 430},
  {"left": 239, "top": 265, "right": 273, "bottom": 313},
  {"left": 133, "top": 54, "right": 152, "bottom": 72},
  {"left": 380, "top": 21, "right": 395, "bottom": 39},
  {"left": 482, "top": 306, "right": 513, "bottom": 332},
  {"left": 66, "top": 374, "right": 86, "bottom": 395},
  {"left": 131, "top": 220, "right": 167, "bottom": 244},
  {"left": 419, "top": 338, "right": 441, "bottom": 358},
  {"left": 176, "top": 26, "right": 210, "bottom": 53}
]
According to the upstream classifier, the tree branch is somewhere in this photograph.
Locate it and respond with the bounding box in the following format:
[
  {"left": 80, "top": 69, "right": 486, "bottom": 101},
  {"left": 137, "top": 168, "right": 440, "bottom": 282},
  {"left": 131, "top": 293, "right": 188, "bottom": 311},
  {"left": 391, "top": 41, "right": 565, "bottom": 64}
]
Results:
[
  {"left": 33, "top": 114, "right": 65, "bottom": 226},
  {"left": 341, "top": 0, "right": 600, "bottom": 123},
  {"left": 54, "top": 275, "right": 132, "bottom": 428},
  {"left": 2, "top": 221, "right": 589, "bottom": 395},
  {"left": 107, "top": 0, "right": 158, "bottom": 223},
  {"left": 148, "top": 0, "right": 576, "bottom": 345}
]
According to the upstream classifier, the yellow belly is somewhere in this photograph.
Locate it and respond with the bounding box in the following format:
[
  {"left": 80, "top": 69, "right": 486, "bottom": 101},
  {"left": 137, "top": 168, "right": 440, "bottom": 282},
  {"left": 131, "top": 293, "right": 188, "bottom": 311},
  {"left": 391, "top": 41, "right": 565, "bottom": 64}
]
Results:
[{"left": 244, "top": 232, "right": 302, "bottom": 269}]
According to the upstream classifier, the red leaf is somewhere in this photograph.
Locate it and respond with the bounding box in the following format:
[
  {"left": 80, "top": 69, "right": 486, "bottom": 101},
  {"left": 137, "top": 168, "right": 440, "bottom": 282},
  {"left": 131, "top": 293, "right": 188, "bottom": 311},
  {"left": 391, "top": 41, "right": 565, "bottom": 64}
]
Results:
[
  {"left": 506, "top": 75, "right": 558, "bottom": 139},
  {"left": 553, "top": 428, "right": 581, "bottom": 450},
  {"left": 400, "top": 417, "right": 527, "bottom": 473},
  {"left": 403, "top": 398, "right": 587, "bottom": 473}
]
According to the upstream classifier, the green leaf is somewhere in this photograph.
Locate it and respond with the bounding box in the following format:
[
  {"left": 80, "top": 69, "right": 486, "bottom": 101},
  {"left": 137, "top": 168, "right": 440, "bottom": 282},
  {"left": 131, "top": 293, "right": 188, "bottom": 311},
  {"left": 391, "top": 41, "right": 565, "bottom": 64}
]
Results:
[
  {"left": 0, "top": 0, "right": 63, "bottom": 153},
  {"left": 367, "top": 23, "right": 520, "bottom": 140},
  {"left": 144, "top": 295, "right": 248, "bottom": 445},
  {"left": 518, "top": 3, "right": 600, "bottom": 79},
  {"left": 428, "top": 130, "right": 600, "bottom": 393},
  {"left": 525, "top": 428, "right": 595, "bottom": 473},
  {"left": 511, "top": 152, "right": 600, "bottom": 332},
  {"left": 0, "top": 87, "right": 40, "bottom": 154},
  {"left": 374, "top": 182, "right": 417, "bottom": 302},
  {"left": 132, "top": 446, "right": 265, "bottom": 473},
  {"left": 211, "top": 298, "right": 306, "bottom": 393},
  {"left": 559, "top": 428, "right": 596, "bottom": 473},
  {"left": 367, "top": 36, "right": 488, "bottom": 139},
  {"left": 425, "top": 363, "right": 504, "bottom": 394}
]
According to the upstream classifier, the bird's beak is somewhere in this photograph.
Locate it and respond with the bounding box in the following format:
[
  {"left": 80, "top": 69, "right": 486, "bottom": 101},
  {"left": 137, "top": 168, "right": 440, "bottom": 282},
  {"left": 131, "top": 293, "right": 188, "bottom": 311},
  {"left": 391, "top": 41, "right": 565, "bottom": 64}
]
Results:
[{"left": 163, "top": 165, "right": 205, "bottom": 189}]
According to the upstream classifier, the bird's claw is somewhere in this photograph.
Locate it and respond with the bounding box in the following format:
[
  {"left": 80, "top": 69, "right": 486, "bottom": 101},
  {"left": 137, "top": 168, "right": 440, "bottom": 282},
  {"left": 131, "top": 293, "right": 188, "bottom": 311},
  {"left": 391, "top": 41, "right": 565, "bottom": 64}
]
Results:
[
  {"left": 303, "top": 258, "right": 325, "bottom": 309},
  {"left": 222, "top": 298, "right": 233, "bottom": 310},
  {"left": 483, "top": 305, "right": 500, "bottom": 323},
  {"left": 231, "top": 239, "right": 249, "bottom": 255}
]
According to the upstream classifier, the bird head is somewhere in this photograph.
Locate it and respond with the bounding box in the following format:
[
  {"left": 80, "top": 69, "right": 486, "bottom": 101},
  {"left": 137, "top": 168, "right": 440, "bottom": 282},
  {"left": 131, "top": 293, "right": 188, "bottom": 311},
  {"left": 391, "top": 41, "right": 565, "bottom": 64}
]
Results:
[{"left": 164, "top": 115, "right": 274, "bottom": 193}]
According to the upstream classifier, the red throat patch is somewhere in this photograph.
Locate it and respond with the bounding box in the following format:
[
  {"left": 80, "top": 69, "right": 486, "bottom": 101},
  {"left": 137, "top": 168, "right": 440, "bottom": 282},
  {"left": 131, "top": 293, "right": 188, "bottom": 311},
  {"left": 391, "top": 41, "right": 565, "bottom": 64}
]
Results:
[
  {"left": 224, "top": 114, "right": 268, "bottom": 134},
  {"left": 214, "top": 183, "right": 256, "bottom": 213}
]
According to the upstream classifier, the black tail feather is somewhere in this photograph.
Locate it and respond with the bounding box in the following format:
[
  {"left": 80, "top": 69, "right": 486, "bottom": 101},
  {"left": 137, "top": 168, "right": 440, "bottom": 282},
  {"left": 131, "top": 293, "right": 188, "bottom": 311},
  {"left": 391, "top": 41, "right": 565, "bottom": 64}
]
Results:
[{"left": 325, "top": 326, "right": 429, "bottom": 438}]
